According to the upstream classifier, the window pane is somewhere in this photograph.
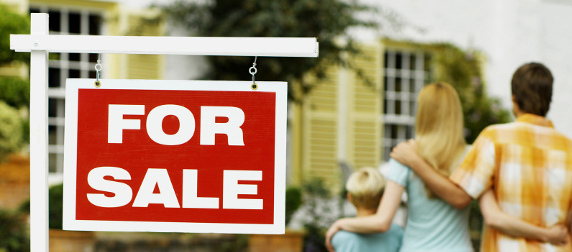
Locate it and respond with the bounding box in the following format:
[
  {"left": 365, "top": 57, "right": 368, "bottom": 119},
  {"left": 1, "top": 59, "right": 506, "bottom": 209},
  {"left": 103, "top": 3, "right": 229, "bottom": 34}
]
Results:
[
  {"left": 48, "top": 98, "right": 59, "bottom": 117},
  {"left": 48, "top": 10, "right": 61, "bottom": 32},
  {"left": 48, "top": 68, "right": 61, "bottom": 88},
  {"left": 383, "top": 99, "right": 388, "bottom": 114},
  {"left": 69, "top": 12, "right": 81, "bottom": 34},
  {"left": 49, "top": 125, "right": 57, "bottom": 145},
  {"left": 395, "top": 52, "right": 402, "bottom": 69},
  {"left": 49, "top": 153, "right": 58, "bottom": 173},
  {"left": 89, "top": 14, "right": 101, "bottom": 35},
  {"left": 89, "top": 53, "right": 99, "bottom": 63},
  {"left": 69, "top": 69, "right": 81, "bottom": 78},
  {"left": 406, "top": 126, "right": 414, "bottom": 139},
  {"left": 69, "top": 53, "right": 80, "bottom": 62},
  {"left": 383, "top": 52, "right": 389, "bottom": 68},
  {"left": 409, "top": 54, "right": 417, "bottom": 70},
  {"left": 395, "top": 77, "right": 402, "bottom": 92},
  {"left": 395, "top": 100, "right": 401, "bottom": 115},
  {"left": 391, "top": 124, "right": 398, "bottom": 139}
]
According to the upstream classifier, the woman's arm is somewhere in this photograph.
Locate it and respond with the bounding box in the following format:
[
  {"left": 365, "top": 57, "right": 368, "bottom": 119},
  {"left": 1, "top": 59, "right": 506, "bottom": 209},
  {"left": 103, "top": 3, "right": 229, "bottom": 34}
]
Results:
[
  {"left": 325, "top": 180, "right": 404, "bottom": 252},
  {"left": 390, "top": 140, "right": 472, "bottom": 209},
  {"left": 479, "top": 189, "right": 569, "bottom": 245}
]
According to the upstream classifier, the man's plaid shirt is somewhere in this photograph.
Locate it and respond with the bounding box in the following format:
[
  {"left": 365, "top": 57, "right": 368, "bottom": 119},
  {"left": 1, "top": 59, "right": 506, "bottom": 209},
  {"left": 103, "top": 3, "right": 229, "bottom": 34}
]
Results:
[{"left": 451, "top": 113, "right": 572, "bottom": 252}]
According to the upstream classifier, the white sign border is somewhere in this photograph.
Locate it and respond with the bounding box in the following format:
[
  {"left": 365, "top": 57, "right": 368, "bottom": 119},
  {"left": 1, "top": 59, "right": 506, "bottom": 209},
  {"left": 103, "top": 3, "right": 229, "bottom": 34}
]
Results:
[{"left": 63, "top": 79, "right": 286, "bottom": 234}]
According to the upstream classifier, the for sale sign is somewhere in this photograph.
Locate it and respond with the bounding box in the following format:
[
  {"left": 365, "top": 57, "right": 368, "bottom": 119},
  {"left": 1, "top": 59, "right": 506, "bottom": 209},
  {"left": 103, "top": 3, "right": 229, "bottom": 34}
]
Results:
[{"left": 63, "top": 79, "right": 287, "bottom": 234}]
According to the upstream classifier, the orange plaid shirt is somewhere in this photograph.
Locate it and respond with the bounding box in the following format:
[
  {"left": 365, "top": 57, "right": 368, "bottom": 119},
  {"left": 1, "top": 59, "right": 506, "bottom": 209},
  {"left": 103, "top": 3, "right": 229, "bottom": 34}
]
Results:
[{"left": 451, "top": 113, "right": 572, "bottom": 252}]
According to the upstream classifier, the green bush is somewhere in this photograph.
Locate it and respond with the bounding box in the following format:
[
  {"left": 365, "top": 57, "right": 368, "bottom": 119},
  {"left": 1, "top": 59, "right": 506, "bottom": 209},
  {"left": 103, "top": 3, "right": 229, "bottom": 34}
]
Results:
[
  {"left": 0, "top": 77, "right": 30, "bottom": 109},
  {"left": 49, "top": 183, "right": 64, "bottom": 230},
  {"left": 0, "top": 208, "right": 30, "bottom": 252},
  {"left": 285, "top": 186, "right": 302, "bottom": 226},
  {"left": 0, "top": 4, "right": 30, "bottom": 65},
  {"left": 0, "top": 101, "right": 24, "bottom": 161}
]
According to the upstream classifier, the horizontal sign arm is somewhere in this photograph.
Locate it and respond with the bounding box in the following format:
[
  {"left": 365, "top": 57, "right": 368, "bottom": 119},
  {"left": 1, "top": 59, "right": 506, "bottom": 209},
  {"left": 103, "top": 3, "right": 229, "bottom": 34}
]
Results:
[{"left": 10, "top": 35, "right": 319, "bottom": 57}]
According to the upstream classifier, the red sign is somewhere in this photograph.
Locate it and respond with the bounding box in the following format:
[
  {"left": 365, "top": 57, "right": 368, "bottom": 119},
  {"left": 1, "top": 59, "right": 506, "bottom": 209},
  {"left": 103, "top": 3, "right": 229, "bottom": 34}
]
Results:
[{"left": 63, "top": 79, "right": 286, "bottom": 234}]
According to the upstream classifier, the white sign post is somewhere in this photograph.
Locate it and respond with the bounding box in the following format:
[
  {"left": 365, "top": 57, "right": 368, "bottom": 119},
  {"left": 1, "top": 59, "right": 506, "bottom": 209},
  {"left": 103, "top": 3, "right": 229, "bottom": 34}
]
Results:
[{"left": 10, "top": 13, "right": 318, "bottom": 251}]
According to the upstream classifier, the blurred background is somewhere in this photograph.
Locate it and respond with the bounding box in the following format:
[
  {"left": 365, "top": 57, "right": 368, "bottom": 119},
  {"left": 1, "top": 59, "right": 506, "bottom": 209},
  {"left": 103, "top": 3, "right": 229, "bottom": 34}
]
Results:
[{"left": 1, "top": 0, "right": 571, "bottom": 251}]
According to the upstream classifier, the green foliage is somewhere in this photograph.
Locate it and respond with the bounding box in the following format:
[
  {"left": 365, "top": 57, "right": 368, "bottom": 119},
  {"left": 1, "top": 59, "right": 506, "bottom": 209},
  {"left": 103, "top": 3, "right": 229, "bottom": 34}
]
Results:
[
  {"left": 0, "top": 208, "right": 30, "bottom": 252},
  {"left": 158, "top": 0, "right": 380, "bottom": 101},
  {"left": 0, "top": 77, "right": 30, "bottom": 108},
  {"left": 285, "top": 186, "right": 302, "bottom": 225},
  {"left": 0, "top": 4, "right": 30, "bottom": 65},
  {"left": 49, "top": 183, "right": 64, "bottom": 230},
  {"left": 432, "top": 43, "right": 511, "bottom": 143},
  {"left": 0, "top": 101, "right": 24, "bottom": 161}
]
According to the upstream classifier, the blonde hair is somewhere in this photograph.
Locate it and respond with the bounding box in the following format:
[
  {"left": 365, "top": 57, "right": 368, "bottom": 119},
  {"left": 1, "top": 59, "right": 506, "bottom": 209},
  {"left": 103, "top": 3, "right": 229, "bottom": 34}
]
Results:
[
  {"left": 415, "top": 82, "right": 467, "bottom": 198},
  {"left": 346, "top": 167, "right": 386, "bottom": 211}
]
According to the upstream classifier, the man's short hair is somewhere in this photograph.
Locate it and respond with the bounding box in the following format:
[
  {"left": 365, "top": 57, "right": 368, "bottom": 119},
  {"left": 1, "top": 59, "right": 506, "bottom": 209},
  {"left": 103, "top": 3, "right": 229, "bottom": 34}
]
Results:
[
  {"left": 346, "top": 167, "right": 386, "bottom": 211},
  {"left": 511, "top": 62, "right": 554, "bottom": 117}
]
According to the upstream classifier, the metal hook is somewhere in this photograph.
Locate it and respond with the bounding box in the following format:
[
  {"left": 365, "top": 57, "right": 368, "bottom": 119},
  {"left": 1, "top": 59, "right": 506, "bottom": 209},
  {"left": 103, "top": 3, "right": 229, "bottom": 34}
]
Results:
[
  {"left": 95, "top": 54, "right": 102, "bottom": 88},
  {"left": 250, "top": 56, "right": 258, "bottom": 90}
]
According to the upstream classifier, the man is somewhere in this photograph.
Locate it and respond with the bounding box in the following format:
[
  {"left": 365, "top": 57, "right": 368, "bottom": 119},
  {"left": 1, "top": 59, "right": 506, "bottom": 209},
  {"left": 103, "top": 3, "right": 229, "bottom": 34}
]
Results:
[{"left": 391, "top": 62, "right": 572, "bottom": 251}]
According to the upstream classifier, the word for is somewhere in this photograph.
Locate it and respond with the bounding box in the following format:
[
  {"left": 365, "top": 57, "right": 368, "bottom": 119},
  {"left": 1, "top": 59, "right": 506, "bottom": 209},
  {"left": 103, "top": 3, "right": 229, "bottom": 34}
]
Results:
[{"left": 108, "top": 105, "right": 245, "bottom": 145}]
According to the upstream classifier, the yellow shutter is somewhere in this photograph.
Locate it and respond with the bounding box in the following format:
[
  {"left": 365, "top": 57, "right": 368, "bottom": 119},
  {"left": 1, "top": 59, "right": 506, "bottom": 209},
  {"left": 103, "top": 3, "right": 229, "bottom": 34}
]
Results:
[
  {"left": 120, "top": 9, "right": 164, "bottom": 80},
  {"left": 347, "top": 43, "right": 382, "bottom": 170},
  {"left": 300, "top": 65, "right": 340, "bottom": 189},
  {"left": 291, "top": 43, "right": 382, "bottom": 191}
]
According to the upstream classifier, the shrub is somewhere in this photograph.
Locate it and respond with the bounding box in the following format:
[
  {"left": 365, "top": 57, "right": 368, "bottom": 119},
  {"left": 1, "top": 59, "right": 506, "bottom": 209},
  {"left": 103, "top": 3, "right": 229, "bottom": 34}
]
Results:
[
  {"left": 0, "top": 101, "right": 23, "bottom": 161},
  {"left": 0, "top": 208, "right": 30, "bottom": 252}
]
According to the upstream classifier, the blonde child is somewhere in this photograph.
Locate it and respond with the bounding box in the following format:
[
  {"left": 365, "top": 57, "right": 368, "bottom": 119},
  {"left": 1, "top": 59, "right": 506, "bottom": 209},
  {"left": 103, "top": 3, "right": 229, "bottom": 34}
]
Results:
[{"left": 331, "top": 167, "right": 403, "bottom": 252}]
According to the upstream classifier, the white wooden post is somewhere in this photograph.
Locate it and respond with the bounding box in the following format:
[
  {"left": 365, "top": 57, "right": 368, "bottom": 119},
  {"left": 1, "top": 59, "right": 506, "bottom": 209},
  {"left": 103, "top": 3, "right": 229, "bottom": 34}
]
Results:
[{"left": 29, "top": 13, "right": 49, "bottom": 252}]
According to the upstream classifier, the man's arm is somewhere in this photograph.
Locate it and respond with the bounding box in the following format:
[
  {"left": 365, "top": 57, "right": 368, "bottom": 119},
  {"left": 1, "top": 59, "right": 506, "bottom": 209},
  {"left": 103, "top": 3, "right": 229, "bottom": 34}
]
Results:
[
  {"left": 390, "top": 140, "right": 471, "bottom": 209},
  {"left": 479, "top": 189, "right": 569, "bottom": 245}
]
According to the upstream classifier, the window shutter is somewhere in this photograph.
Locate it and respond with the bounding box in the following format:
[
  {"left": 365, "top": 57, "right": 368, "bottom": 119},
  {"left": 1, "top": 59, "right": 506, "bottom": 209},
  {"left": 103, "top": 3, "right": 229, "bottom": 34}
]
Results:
[
  {"left": 122, "top": 10, "right": 164, "bottom": 80},
  {"left": 347, "top": 44, "right": 382, "bottom": 170},
  {"left": 301, "top": 65, "right": 340, "bottom": 189},
  {"left": 294, "top": 43, "right": 382, "bottom": 190}
]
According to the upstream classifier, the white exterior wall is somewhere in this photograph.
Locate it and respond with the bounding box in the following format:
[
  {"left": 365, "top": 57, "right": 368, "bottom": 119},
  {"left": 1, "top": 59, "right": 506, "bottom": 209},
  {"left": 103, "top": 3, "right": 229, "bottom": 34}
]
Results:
[{"left": 360, "top": 0, "right": 572, "bottom": 138}]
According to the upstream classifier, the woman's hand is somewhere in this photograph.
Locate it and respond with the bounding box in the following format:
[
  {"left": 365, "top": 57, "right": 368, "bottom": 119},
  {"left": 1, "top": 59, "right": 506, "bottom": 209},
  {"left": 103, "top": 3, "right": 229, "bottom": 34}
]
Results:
[{"left": 325, "top": 220, "right": 342, "bottom": 252}]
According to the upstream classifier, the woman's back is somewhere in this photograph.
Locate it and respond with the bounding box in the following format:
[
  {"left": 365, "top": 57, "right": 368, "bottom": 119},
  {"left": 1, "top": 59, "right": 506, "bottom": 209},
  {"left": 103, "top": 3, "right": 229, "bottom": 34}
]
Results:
[{"left": 386, "top": 158, "right": 473, "bottom": 252}]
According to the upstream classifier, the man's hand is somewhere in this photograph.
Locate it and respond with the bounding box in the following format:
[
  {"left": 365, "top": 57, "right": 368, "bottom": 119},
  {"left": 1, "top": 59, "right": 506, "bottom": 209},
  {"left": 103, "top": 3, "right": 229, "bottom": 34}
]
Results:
[
  {"left": 546, "top": 223, "right": 569, "bottom": 246},
  {"left": 390, "top": 139, "right": 421, "bottom": 168},
  {"left": 325, "top": 220, "right": 342, "bottom": 252}
]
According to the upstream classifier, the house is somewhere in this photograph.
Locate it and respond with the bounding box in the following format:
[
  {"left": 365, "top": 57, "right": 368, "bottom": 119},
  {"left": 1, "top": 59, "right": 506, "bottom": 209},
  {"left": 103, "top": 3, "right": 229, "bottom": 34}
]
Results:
[{"left": 4, "top": 0, "right": 572, "bottom": 198}]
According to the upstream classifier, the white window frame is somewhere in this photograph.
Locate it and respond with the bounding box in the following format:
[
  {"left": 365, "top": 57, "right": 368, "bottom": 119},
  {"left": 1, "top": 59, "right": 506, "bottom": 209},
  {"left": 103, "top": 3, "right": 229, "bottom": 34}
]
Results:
[{"left": 381, "top": 49, "right": 430, "bottom": 161}]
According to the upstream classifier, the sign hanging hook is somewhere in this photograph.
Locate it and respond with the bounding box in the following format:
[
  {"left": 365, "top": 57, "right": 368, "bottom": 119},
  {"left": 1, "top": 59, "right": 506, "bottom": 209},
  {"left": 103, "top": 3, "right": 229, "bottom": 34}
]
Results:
[
  {"left": 94, "top": 54, "right": 102, "bottom": 88},
  {"left": 249, "top": 56, "right": 258, "bottom": 90}
]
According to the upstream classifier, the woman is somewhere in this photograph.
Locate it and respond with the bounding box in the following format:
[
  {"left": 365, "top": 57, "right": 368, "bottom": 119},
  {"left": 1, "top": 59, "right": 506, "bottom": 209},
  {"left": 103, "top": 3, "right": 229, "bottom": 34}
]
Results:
[{"left": 325, "top": 82, "right": 566, "bottom": 252}]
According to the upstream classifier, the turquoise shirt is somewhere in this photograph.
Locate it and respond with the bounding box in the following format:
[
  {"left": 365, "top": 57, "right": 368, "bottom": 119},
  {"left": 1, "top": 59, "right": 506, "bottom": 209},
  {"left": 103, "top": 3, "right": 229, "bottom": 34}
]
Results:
[
  {"left": 332, "top": 223, "right": 403, "bottom": 252},
  {"left": 386, "top": 158, "right": 473, "bottom": 252}
]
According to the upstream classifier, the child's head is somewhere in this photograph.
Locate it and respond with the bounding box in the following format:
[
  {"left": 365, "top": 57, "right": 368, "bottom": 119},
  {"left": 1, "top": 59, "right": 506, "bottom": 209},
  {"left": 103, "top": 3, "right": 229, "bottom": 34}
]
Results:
[{"left": 346, "top": 167, "right": 386, "bottom": 211}]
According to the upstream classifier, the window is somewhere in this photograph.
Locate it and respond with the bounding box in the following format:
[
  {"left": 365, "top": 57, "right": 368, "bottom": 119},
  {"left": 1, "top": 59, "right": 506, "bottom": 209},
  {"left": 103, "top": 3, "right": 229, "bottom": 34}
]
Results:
[
  {"left": 30, "top": 6, "right": 103, "bottom": 173},
  {"left": 382, "top": 49, "right": 431, "bottom": 161}
]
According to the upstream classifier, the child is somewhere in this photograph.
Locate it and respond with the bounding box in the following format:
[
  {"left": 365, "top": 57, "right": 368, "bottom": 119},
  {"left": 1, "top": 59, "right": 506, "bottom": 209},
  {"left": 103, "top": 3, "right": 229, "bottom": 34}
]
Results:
[{"left": 331, "top": 167, "right": 403, "bottom": 252}]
